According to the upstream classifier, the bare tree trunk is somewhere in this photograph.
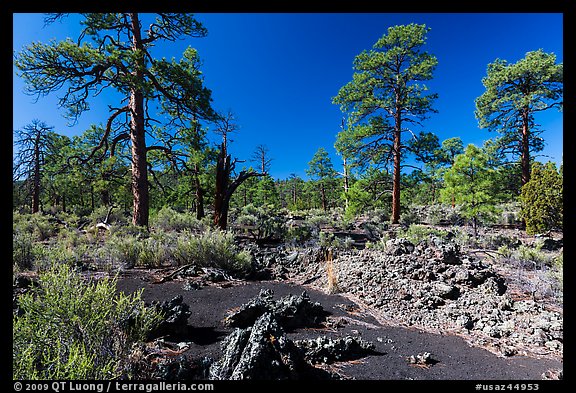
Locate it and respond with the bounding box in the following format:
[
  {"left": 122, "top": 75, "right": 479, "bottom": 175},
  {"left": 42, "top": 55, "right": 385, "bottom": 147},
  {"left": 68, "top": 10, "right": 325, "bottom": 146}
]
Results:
[
  {"left": 214, "top": 144, "right": 230, "bottom": 230},
  {"left": 31, "top": 133, "right": 41, "bottom": 213},
  {"left": 391, "top": 110, "right": 402, "bottom": 224},
  {"left": 129, "top": 13, "right": 149, "bottom": 228}
]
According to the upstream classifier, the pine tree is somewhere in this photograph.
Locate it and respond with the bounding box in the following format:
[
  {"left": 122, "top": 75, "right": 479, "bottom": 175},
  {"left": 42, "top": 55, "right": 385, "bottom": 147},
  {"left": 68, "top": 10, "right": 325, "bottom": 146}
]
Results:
[{"left": 333, "top": 24, "right": 438, "bottom": 223}]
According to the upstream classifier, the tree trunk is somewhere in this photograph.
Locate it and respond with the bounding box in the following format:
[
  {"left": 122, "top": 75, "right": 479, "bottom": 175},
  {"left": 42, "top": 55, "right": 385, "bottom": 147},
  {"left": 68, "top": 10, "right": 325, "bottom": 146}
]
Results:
[
  {"left": 214, "top": 144, "right": 231, "bottom": 230},
  {"left": 391, "top": 111, "right": 402, "bottom": 224},
  {"left": 342, "top": 156, "right": 350, "bottom": 211},
  {"left": 520, "top": 109, "right": 531, "bottom": 186},
  {"left": 31, "top": 134, "right": 41, "bottom": 213},
  {"left": 321, "top": 182, "right": 327, "bottom": 212},
  {"left": 129, "top": 12, "right": 149, "bottom": 228},
  {"left": 62, "top": 194, "right": 66, "bottom": 213}
]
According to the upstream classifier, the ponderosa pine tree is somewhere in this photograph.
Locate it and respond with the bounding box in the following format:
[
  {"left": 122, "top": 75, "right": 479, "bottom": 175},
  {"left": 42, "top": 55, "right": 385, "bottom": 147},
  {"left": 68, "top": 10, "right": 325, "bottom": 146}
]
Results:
[
  {"left": 475, "top": 49, "right": 563, "bottom": 186},
  {"left": 333, "top": 24, "right": 438, "bottom": 224},
  {"left": 15, "top": 13, "right": 213, "bottom": 227},
  {"left": 306, "top": 147, "right": 337, "bottom": 212}
]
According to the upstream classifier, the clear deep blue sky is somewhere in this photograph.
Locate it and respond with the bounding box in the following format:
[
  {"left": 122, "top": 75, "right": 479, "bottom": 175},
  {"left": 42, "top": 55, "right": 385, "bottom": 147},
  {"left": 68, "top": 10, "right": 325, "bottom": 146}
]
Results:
[{"left": 12, "top": 13, "right": 563, "bottom": 180}]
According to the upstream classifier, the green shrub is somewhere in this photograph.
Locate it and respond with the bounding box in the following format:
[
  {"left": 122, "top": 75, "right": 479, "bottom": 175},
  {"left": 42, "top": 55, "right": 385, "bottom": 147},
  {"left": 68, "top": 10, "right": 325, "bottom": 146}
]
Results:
[
  {"left": 151, "top": 206, "right": 206, "bottom": 233},
  {"left": 107, "top": 235, "right": 142, "bottom": 268},
  {"left": 136, "top": 234, "right": 172, "bottom": 268},
  {"left": 497, "top": 244, "right": 513, "bottom": 259},
  {"left": 484, "top": 233, "right": 521, "bottom": 250},
  {"left": 13, "top": 264, "right": 162, "bottom": 380},
  {"left": 319, "top": 231, "right": 335, "bottom": 248},
  {"left": 399, "top": 224, "right": 450, "bottom": 244},
  {"left": 13, "top": 233, "right": 34, "bottom": 271},
  {"left": 173, "top": 229, "right": 251, "bottom": 273},
  {"left": 305, "top": 214, "right": 332, "bottom": 229},
  {"left": 109, "top": 224, "right": 149, "bottom": 239},
  {"left": 88, "top": 205, "right": 129, "bottom": 226},
  {"left": 285, "top": 225, "right": 314, "bottom": 244},
  {"left": 235, "top": 204, "right": 286, "bottom": 241},
  {"left": 517, "top": 244, "right": 550, "bottom": 266},
  {"left": 13, "top": 212, "right": 59, "bottom": 241},
  {"left": 551, "top": 252, "right": 563, "bottom": 289},
  {"left": 365, "top": 233, "right": 391, "bottom": 251}
]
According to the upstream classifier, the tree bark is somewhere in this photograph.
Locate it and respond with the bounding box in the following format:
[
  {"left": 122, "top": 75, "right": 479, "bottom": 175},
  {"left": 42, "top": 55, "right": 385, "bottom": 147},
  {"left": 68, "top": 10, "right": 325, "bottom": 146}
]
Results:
[
  {"left": 129, "top": 13, "right": 149, "bottom": 228},
  {"left": 520, "top": 109, "right": 531, "bottom": 186},
  {"left": 391, "top": 110, "right": 402, "bottom": 224},
  {"left": 31, "top": 133, "right": 41, "bottom": 213},
  {"left": 342, "top": 156, "right": 350, "bottom": 211},
  {"left": 321, "top": 182, "right": 327, "bottom": 212}
]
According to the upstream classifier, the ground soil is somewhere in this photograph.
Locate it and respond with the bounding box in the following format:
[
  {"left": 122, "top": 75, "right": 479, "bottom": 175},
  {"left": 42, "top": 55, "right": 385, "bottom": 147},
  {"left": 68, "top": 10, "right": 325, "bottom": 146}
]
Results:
[{"left": 116, "top": 269, "right": 563, "bottom": 381}]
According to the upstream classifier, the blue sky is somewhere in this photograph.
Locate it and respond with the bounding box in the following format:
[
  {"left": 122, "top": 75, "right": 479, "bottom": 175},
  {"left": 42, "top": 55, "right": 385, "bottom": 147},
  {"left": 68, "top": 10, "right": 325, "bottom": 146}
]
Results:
[{"left": 12, "top": 13, "right": 563, "bottom": 180}]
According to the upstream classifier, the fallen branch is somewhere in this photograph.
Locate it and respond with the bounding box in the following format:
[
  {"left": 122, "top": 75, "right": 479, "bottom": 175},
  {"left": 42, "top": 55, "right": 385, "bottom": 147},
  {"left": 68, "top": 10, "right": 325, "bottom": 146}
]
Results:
[
  {"left": 153, "top": 263, "right": 196, "bottom": 284},
  {"left": 467, "top": 249, "right": 506, "bottom": 260}
]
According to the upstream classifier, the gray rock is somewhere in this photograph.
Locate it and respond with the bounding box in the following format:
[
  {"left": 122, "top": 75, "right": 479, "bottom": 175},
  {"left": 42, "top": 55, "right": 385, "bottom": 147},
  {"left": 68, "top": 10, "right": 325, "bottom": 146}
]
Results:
[
  {"left": 148, "top": 295, "right": 191, "bottom": 339},
  {"left": 408, "top": 352, "right": 434, "bottom": 365},
  {"left": 386, "top": 238, "right": 415, "bottom": 255},
  {"left": 294, "top": 335, "right": 376, "bottom": 364},
  {"left": 224, "top": 289, "right": 326, "bottom": 329},
  {"left": 456, "top": 314, "right": 474, "bottom": 330},
  {"left": 210, "top": 313, "right": 304, "bottom": 380},
  {"left": 434, "top": 283, "right": 460, "bottom": 300},
  {"left": 285, "top": 251, "right": 299, "bottom": 263}
]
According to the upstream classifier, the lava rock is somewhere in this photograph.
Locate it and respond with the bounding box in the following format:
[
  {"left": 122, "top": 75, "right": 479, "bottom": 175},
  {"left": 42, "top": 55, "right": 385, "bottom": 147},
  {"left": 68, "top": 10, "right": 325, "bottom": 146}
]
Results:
[
  {"left": 539, "top": 238, "right": 563, "bottom": 251},
  {"left": 210, "top": 313, "right": 303, "bottom": 380},
  {"left": 386, "top": 238, "right": 415, "bottom": 255},
  {"left": 225, "top": 289, "right": 326, "bottom": 329},
  {"left": 149, "top": 295, "right": 192, "bottom": 339},
  {"left": 408, "top": 352, "right": 434, "bottom": 365},
  {"left": 155, "top": 355, "right": 194, "bottom": 380},
  {"left": 433, "top": 283, "right": 460, "bottom": 300},
  {"left": 294, "top": 335, "right": 377, "bottom": 364}
]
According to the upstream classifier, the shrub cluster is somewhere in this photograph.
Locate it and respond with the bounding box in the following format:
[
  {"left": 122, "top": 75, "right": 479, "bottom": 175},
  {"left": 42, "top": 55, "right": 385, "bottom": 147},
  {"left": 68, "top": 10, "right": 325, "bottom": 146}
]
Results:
[
  {"left": 13, "top": 264, "right": 162, "bottom": 380},
  {"left": 150, "top": 206, "right": 207, "bottom": 233}
]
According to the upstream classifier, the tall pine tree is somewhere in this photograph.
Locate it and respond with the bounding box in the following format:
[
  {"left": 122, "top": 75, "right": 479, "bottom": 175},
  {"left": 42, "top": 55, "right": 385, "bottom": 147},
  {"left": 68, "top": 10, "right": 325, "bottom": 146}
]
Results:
[{"left": 333, "top": 24, "right": 438, "bottom": 223}]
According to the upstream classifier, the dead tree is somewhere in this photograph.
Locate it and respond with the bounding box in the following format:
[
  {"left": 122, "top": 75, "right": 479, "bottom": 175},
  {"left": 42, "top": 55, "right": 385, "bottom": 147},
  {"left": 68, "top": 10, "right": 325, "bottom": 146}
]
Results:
[
  {"left": 214, "top": 143, "right": 265, "bottom": 230},
  {"left": 251, "top": 144, "right": 273, "bottom": 174}
]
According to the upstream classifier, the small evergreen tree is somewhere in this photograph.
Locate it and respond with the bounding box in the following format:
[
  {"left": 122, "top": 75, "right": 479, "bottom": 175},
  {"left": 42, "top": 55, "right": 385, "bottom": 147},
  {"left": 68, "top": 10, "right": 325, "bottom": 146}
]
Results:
[
  {"left": 306, "top": 148, "right": 337, "bottom": 212},
  {"left": 520, "top": 161, "right": 563, "bottom": 234},
  {"left": 440, "top": 144, "right": 501, "bottom": 237}
]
